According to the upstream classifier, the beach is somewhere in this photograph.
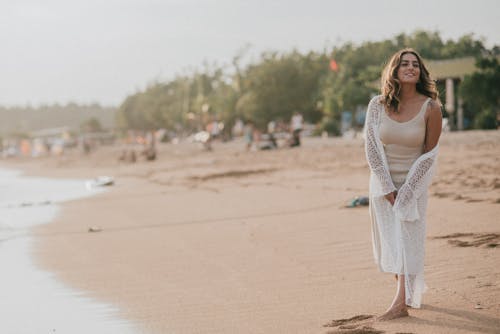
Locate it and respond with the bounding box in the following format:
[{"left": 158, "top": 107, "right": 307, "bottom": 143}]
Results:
[{"left": 3, "top": 130, "right": 500, "bottom": 334}]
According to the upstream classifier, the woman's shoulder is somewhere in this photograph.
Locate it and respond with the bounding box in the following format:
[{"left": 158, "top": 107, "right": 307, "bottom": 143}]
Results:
[
  {"left": 367, "top": 95, "right": 384, "bottom": 113},
  {"left": 425, "top": 98, "right": 442, "bottom": 117},
  {"left": 428, "top": 97, "right": 441, "bottom": 108},
  {"left": 369, "top": 95, "right": 383, "bottom": 105}
]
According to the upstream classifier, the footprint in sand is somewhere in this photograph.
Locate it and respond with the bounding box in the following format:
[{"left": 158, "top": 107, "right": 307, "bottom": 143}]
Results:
[
  {"left": 323, "top": 314, "right": 374, "bottom": 327},
  {"left": 188, "top": 168, "right": 278, "bottom": 182},
  {"left": 324, "top": 325, "right": 384, "bottom": 334},
  {"left": 491, "top": 178, "right": 500, "bottom": 189},
  {"left": 432, "top": 191, "right": 454, "bottom": 198},
  {"left": 324, "top": 315, "right": 383, "bottom": 333},
  {"left": 432, "top": 233, "right": 500, "bottom": 248}
]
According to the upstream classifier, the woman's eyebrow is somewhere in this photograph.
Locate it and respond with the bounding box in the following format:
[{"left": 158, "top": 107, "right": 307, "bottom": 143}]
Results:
[{"left": 402, "top": 60, "right": 419, "bottom": 66}]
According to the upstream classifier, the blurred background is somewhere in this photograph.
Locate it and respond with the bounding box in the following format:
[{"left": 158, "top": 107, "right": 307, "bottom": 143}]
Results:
[{"left": 1, "top": 0, "right": 498, "bottom": 157}]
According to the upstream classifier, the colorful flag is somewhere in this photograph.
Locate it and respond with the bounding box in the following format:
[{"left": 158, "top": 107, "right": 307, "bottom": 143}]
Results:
[{"left": 329, "top": 59, "right": 339, "bottom": 72}]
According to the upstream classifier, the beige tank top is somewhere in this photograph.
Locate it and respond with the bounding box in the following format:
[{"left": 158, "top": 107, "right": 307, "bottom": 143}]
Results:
[{"left": 379, "top": 98, "right": 429, "bottom": 187}]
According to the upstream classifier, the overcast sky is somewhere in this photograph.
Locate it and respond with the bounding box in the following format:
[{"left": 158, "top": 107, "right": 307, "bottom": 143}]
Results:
[{"left": 1, "top": 0, "right": 499, "bottom": 107}]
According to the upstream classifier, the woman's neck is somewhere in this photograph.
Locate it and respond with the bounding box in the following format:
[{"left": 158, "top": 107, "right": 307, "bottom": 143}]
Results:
[{"left": 399, "top": 84, "right": 418, "bottom": 102}]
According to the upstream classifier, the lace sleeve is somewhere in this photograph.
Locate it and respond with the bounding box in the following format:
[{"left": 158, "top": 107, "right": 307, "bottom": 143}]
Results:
[
  {"left": 364, "top": 96, "right": 397, "bottom": 196},
  {"left": 393, "top": 145, "right": 439, "bottom": 221}
]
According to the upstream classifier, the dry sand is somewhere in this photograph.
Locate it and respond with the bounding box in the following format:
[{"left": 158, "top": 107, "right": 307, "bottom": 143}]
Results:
[{"left": 4, "top": 130, "right": 500, "bottom": 334}]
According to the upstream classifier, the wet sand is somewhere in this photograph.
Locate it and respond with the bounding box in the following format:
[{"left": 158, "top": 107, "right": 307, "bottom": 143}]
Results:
[
  {"left": 3, "top": 130, "right": 500, "bottom": 334},
  {"left": 0, "top": 170, "right": 139, "bottom": 333}
]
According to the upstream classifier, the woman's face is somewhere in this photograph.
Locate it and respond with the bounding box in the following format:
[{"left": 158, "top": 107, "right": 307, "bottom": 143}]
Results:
[{"left": 396, "top": 53, "right": 420, "bottom": 84}]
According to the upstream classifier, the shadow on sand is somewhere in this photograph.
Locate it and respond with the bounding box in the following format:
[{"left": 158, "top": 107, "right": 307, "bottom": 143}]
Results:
[{"left": 404, "top": 304, "right": 500, "bottom": 334}]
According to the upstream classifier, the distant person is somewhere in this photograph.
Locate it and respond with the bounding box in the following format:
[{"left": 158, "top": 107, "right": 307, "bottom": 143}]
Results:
[
  {"left": 364, "top": 48, "right": 442, "bottom": 320},
  {"left": 207, "top": 119, "right": 220, "bottom": 139},
  {"left": 142, "top": 130, "right": 157, "bottom": 160},
  {"left": 290, "top": 112, "right": 303, "bottom": 147},
  {"left": 243, "top": 121, "right": 254, "bottom": 151},
  {"left": 81, "top": 136, "right": 92, "bottom": 155},
  {"left": 129, "top": 150, "right": 137, "bottom": 163},
  {"left": 20, "top": 139, "right": 31, "bottom": 156},
  {"left": 267, "top": 120, "right": 276, "bottom": 134},
  {"left": 232, "top": 118, "right": 244, "bottom": 137},
  {"left": 266, "top": 120, "right": 278, "bottom": 149},
  {"left": 203, "top": 120, "right": 219, "bottom": 151}
]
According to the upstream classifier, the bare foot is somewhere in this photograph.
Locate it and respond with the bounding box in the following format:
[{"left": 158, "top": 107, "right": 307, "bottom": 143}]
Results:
[{"left": 377, "top": 305, "right": 409, "bottom": 321}]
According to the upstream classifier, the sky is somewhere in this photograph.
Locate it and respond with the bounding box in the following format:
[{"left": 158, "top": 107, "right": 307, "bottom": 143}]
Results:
[{"left": 1, "top": 0, "right": 499, "bottom": 107}]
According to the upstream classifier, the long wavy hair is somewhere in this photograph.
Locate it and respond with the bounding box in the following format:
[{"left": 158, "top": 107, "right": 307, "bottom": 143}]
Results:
[{"left": 380, "top": 48, "right": 438, "bottom": 112}]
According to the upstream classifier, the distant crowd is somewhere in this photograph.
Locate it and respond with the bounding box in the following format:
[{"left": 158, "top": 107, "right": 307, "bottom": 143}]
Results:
[{"left": 1, "top": 112, "right": 311, "bottom": 161}]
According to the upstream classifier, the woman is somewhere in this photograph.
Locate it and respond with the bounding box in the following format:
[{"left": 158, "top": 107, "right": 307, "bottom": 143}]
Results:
[{"left": 364, "top": 48, "right": 442, "bottom": 320}]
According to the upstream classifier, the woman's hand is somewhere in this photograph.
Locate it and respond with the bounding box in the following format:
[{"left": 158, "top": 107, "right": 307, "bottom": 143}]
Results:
[{"left": 385, "top": 191, "right": 397, "bottom": 206}]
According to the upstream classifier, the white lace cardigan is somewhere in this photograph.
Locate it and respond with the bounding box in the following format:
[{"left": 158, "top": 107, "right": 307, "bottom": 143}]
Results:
[{"left": 364, "top": 95, "right": 439, "bottom": 308}]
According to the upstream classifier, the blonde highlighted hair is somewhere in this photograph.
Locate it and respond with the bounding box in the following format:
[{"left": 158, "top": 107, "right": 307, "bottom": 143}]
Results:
[{"left": 380, "top": 48, "right": 438, "bottom": 112}]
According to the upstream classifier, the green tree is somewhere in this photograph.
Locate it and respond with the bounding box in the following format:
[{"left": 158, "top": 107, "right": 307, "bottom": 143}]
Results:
[
  {"left": 237, "top": 50, "right": 328, "bottom": 130},
  {"left": 460, "top": 57, "right": 500, "bottom": 129},
  {"left": 80, "top": 117, "right": 103, "bottom": 133}
]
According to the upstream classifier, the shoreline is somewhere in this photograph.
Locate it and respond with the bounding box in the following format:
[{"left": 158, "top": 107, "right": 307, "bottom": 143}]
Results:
[
  {"left": 0, "top": 167, "right": 139, "bottom": 333},
  {"left": 2, "top": 132, "right": 500, "bottom": 333}
]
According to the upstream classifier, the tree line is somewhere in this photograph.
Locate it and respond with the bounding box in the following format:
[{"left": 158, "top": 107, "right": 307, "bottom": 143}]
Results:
[
  {"left": 0, "top": 103, "right": 115, "bottom": 137},
  {"left": 117, "top": 30, "right": 499, "bottom": 136}
]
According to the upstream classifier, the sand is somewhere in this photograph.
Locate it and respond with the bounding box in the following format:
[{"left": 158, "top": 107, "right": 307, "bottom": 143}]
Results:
[{"left": 3, "top": 130, "right": 500, "bottom": 334}]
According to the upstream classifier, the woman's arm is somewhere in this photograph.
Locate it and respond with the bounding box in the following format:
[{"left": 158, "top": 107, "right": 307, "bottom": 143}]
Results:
[
  {"left": 364, "top": 97, "right": 397, "bottom": 196},
  {"left": 424, "top": 100, "right": 442, "bottom": 153}
]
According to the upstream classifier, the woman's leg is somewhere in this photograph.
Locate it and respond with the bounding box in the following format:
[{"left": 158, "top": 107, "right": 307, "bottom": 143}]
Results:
[{"left": 378, "top": 274, "right": 409, "bottom": 320}]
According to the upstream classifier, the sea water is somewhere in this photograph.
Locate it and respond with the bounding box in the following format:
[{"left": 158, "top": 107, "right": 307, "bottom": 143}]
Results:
[{"left": 0, "top": 168, "right": 140, "bottom": 333}]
